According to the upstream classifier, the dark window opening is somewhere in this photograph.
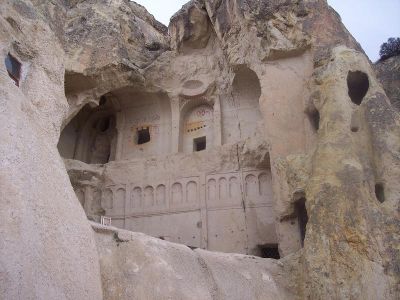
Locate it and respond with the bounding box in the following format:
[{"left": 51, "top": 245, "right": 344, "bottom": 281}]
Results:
[
  {"left": 98, "top": 117, "right": 111, "bottom": 132},
  {"left": 375, "top": 183, "right": 385, "bottom": 203},
  {"left": 258, "top": 244, "right": 280, "bottom": 259},
  {"left": 137, "top": 127, "right": 151, "bottom": 144},
  {"left": 193, "top": 136, "right": 206, "bottom": 152},
  {"left": 99, "top": 96, "right": 107, "bottom": 106},
  {"left": 308, "top": 109, "right": 320, "bottom": 131},
  {"left": 347, "top": 71, "right": 369, "bottom": 105},
  {"left": 295, "top": 198, "right": 308, "bottom": 247},
  {"left": 5, "top": 53, "right": 21, "bottom": 86},
  {"left": 146, "top": 41, "right": 162, "bottom": 51}
]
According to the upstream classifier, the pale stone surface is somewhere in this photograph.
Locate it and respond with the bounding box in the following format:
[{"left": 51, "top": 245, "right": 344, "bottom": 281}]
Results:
[
  {"left": 374, "top": 55, "right": 400, "bottom": 111},
  {"left": 94, "top": 223, "right": 214, "bottom": 300},
  {"left": 195, "top": 249, "right": 298, "bottom": 300},
  {"left": 1, "top": 0, "right": 400, "bottom": 299},
  {"left": 93, "top": 222, "right": 296, "bottom": 300},
  {"left": 303, "top": 46, "right": 400, "bottom": 299},
  {"left": 62, "top": 1, "right": 399, "bottom": 298},
  {"left": 0, "top": 1, "right": 102, "bottom": 299},
  {"left": 67, "top": 138, "right": 277, "bottom": 255}
]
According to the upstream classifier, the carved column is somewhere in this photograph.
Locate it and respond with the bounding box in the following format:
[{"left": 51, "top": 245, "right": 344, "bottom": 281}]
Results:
[
  {"left": 114, "top": 110, "right": 125, "bottom": 160},
  {"left": 213, "top": 95, "right": 222, "bottom": 147},
  {"left": 107, "top": 94, "right": 125, "bottom": 160},
  {"left": 199, "top": 173, "right": 208, "bottom": 249},
  {"left": 171, "top": 96, "right": 181, "bottom": 153}
]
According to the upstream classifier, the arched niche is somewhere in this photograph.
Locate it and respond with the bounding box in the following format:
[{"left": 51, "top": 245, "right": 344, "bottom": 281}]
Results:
[
  {"left": 110, "top": 88, "right": 172, "bottom": 159},
  {"left": 221, "top": 65, "right": 262, "bottom": 144},
  {"left": 57, "top": 95, "right": 118, "bottom": 164},
  {"left": 181, "top": 103, "right": 214, "bottom": 153}
]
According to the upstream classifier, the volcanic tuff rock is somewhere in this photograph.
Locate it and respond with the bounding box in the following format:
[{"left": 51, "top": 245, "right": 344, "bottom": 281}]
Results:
[
  {"left": 1, "top": 0, "right": 399, "bottom": 300},
  {"left": 93, "top": 223, "right": 297, "bottom": 300},
  {"left": 374, "top": 55, "right": 400, "bottom": 111},
  {"left": 0, "top": 1, "right": 102, "bottom": 299}
]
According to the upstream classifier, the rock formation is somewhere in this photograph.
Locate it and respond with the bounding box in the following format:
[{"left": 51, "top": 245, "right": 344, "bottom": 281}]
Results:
[
  {"left": 0, "top": 0, "right": 399, "bottom": 299},
  {"left": 374, "top": 55, "right": 400, "bottom": 111}
]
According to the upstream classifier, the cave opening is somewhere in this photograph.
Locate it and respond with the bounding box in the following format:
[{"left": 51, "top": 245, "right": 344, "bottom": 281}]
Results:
[
  {"left": 347, "top": 71, "right": 369, "bottom": 105},
  {"left": 5, "top": 53, "right": 21, "bottom": 86},
  {"left": 307, "top": 109, "right": 320, "bottom": 131},
  {"left": 375, "top": 183, "right": 385, "bottom": 203},
  {"left": 57, "top": 95, "right": 117, "bottom": 164},
  {"left": 351, "top": 125, "right": 359, "bottom": 132},
  {"left": 295, "top": 198, "right": 308, "bottom": 247},
  {"left": 137, "top": 127, "right": 151, "bottom": 145},
  {"left": 258, "top": 244, "right": 280, "bottom": 259}
]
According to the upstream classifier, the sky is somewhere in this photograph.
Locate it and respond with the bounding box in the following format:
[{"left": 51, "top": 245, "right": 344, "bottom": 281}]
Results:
[{"left": 132, "top": 0, "right": 400, "bottom": 62}]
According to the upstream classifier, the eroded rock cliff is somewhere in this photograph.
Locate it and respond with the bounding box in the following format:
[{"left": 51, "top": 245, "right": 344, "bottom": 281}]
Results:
[
  {"left": 1, "top": 0, "right": 399, "bottom": 299},
  {"left": 0, "top": 1, "right": 102, "bottom": 299},
  {"left": 374, "top": 55, "right": 400, "bottom": 111}
]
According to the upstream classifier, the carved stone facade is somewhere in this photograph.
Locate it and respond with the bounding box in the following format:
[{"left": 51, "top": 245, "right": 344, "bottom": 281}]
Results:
[
  {"left": 59, "top": 65, "right": 278, "bottom": 255},
  {"left": 73, "top": 168, "right": 276, "bottom": 255},
  {"left": 3, "top": 0, "right": 399, "bottom": 299}
]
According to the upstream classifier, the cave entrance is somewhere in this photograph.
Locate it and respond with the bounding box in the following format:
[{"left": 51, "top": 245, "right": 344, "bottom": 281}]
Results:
[
  {"left": 347, "top": 71, "right": 369, "bottom": 105},
  {"left": 57, "top": 96, "right": 118, "bottom": 164},
  {"left": 5, "top": 53, "right": 21, "bottom": 86},
  {"left": 258, "top": 244, "right": 280, "bottom": 259},
  {"left": 375, "top": 183, "right": 385, "bottom": 203},
  {"left": 306, "top": 107, "right": 320, "bottom": 132},
  {"left": 295, "top": 198, "right": 308, "bottom": 247}
]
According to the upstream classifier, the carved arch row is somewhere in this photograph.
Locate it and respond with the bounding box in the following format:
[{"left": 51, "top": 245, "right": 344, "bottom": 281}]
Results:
[
  {"left": 101, "top": 180, "right": 199, "bottom": 216},
  {"left": 207, "top": 175, "right": 242, "bottom": 203}
]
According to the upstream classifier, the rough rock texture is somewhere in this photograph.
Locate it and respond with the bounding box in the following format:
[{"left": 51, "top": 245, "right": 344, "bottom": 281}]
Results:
[
  {"left": 93, "top": 223, "right": 297, "bottom": 300},
  {"left": 1, "top": 0, "right": 400, "bottom": 299},
  {"left": 374, "top": 55, "right": 400, "bottom": 111},
  {"left": 0, "top": 1, "right": 102, "bottom": 299},
  {"left": 303, "top": 46, "right": 400, "bottom": 299},
  {"left": 63, "top": 0, "right": 170, "bottom": 128}
]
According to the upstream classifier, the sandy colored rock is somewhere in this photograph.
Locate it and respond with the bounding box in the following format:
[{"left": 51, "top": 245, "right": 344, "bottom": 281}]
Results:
[
  {"left": 93, "top": 223, "right": 296, "bottom": 300},
  {"left": 1, "top": 0, "right": 399, "bottom": 299},
  {"left": 303, "top": 46, "right": 400, "bottom": 299},
  {"left": 0, "top": 1, "right": 102, "bottom": 299},
  {"left": 374, "top": 55, "right": 400, "bottom": 111}
]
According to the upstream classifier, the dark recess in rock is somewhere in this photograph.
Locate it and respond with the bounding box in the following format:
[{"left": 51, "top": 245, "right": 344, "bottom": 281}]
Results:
[{"left": 347, "top": 71, "right": 369, "bottom": 105}]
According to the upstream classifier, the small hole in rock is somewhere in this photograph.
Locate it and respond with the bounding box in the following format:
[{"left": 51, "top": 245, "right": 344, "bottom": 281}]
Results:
[
  {"left": 5, "top": 53, "right": 21, "bottom": 86},
  {"left": 307, "top": 109, "right": 320, "bottom": 131},
  {"left": 375, "top": 183, "right": 385, "bottom": 203},
  {"left": 347, "top": 71, "right": 369, "bottom": 105},
  {"left": 137, "top": 127, "right": 151, "bottom": 145},
  {"left": 193, "top": 136, "right": 206, "bottom": 152},
  {"left": 351, "top": 126, "right": 359, "bottom": 132},
  {"left": 295, "top": 198, "right": 308, "bottom": 247},
  {"left": 258, "top": 244, "right": 280, "bottom": 259}
]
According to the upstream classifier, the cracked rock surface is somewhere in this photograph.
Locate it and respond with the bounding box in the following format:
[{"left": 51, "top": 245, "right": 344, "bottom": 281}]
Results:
[{"left": 1, "top": 0, "right": 399, "bottom": 299}]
